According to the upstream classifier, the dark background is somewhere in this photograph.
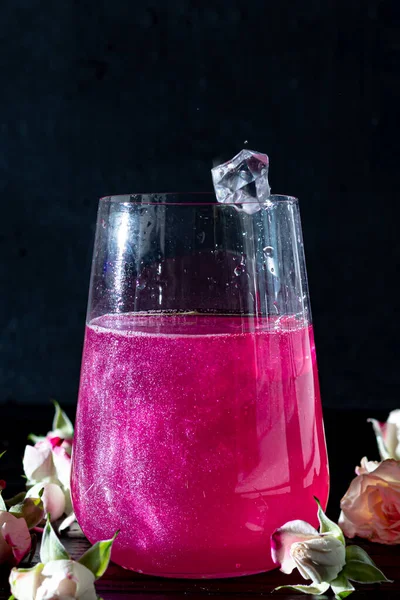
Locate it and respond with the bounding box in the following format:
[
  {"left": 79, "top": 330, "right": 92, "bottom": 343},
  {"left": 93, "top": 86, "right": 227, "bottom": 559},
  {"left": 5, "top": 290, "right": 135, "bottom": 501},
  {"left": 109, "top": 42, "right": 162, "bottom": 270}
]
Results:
[{"left": 0, "top": 1, "right": 399, "bottom": 410}]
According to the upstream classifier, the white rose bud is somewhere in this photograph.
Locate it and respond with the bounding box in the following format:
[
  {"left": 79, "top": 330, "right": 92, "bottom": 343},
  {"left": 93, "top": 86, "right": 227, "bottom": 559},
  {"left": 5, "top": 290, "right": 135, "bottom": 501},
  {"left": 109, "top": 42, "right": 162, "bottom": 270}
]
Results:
[
  {"left": 291, "top": 535, "right": 346, "bottom": 584},
  {"left": 10, "top": 560, "right": 97, "bottom": 600}
]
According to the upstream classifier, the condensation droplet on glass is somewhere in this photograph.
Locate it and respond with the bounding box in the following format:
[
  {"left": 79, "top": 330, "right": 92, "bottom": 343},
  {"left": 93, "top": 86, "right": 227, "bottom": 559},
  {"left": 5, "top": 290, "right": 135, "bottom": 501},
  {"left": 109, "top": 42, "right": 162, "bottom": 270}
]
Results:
[
  {"left": 101, "top": 219, "right": 106, "bottom": 229},
  {"left": 263, "top": 246, "right": 274, "bottom": 258},
  {"left": 234, "top": 266, "right": 242, "bottom": 276},
  {"left": 244, "top": 140, "right": 248, "bottom": 144},
  {"left": 240, "top": 255, "right": 246, "bottom": 266},
  {"left": 236, "top": 563, "right": 241, "bottom": 569},
  {"left": 136, "top": 279, "right": 146, "bottom": 291},
  {"left": 197, "top": 231, "right": 206, "bottom": 244}
]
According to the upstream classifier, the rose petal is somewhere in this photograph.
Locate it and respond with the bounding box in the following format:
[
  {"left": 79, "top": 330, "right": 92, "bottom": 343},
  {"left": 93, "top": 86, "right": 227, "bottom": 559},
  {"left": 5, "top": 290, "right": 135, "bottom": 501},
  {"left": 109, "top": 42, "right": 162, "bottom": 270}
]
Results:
[
  {"left": 291, "top": 535, "right": 345, "bottom": 584},
  {"left": 38, "top": 560, "right": 96, "bottom": 600},
  {"left": 23, "top": 442, "right": 55, "bottom": 484},
  {"left": 1, "top": 511, "right": 31, "bottom": 564},
  {"left": 26, "top": 483, "right": 66, "bottom": 522},
  {"left": 59, "top": 512, "right": 76, "bottom": 532},
  {"left": 52, "top": 446, "right": 71, "bottom": 490},
  {"left": 372, "top": 459, "right": 400, "bottom": 484},
  {"left": 0, "top": 523, "right": 12, "bottom": 564},
  {"left": 387, "top": 410, "right": 400, "bottom": 460},
  {"left": 271, "top": 520, "right": 318, "bottom": 574},
  {"left": 9, "top": 563, "right": 44, "bottom": 600},
  {"left": 356, "top": 457, "right": 380, "bottom": 475}
]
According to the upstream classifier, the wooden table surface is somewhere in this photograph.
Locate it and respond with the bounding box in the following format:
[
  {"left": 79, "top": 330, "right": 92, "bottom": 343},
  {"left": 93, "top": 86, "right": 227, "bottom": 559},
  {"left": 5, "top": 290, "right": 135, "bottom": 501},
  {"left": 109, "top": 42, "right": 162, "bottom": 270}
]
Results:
[
  {"left": 1, "top": 406, "right": 400, "bottom": 599},
  {"left": 1, "top": 531, "right": 399, "bottom": 600}
]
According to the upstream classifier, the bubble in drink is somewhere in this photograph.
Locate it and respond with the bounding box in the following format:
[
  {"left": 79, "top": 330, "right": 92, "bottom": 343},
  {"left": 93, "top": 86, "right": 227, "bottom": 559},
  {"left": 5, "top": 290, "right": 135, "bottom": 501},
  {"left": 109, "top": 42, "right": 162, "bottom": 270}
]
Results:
[{"left": 72, "top": 313, "right": 329, "bottom": 577}]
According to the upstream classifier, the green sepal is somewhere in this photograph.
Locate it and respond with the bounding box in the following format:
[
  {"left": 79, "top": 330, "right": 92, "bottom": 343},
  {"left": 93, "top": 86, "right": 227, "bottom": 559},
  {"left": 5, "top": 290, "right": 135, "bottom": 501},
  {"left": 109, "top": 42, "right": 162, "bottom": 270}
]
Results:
[
  {"left": 78, "top": 531, "right": 119, "bottom": 579},
  {"left": 9, "top": 496, "right": 44, "bottom": 529},
  {"left": 9, "top": 564, "right": 44, "bottom": 574},
  {"left": 273, "top": 582, "right": 330, "bottom": 595},
  {"left": 27, "top": 434, "right": 46, "bottom": 444},
  {"left": 0, "top": 450, "right": 5, "bottom": 459},
  {"left": 330, "top": 574, "right": 355, "bottom": 599},
  {"left": 52, "top": 400, "right": 74, "bottom": 438},
  {"left": 40, "top": 514, "right": 70, "bottom": 563},
  {"left": 314, "top": 497, "right": 345, "bottom": 545},
  {"left": 5, "top": 492, "right": 27, "bottom": 508}
]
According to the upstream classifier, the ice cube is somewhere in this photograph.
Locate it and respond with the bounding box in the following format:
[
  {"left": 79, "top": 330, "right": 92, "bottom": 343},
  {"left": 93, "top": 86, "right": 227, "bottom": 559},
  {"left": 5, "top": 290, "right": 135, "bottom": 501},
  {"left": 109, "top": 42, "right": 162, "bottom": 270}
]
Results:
[{"left": 211, "top": 149, "right": 271, "bottom": 214}]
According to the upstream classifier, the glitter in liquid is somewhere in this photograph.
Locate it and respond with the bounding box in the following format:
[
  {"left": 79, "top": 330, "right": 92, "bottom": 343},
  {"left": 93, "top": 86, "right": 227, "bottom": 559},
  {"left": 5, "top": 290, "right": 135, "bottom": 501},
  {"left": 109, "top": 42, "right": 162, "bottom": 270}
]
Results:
[{"left": 71, "top": 313, "right": 329, "bottom": 578}]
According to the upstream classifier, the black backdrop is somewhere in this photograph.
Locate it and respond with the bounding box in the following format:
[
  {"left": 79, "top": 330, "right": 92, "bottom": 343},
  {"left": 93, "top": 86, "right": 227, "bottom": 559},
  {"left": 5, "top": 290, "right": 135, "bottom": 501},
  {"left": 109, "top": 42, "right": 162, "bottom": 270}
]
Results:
[{"left": 0, "top": 1, "right": 398, "bottom": 409}]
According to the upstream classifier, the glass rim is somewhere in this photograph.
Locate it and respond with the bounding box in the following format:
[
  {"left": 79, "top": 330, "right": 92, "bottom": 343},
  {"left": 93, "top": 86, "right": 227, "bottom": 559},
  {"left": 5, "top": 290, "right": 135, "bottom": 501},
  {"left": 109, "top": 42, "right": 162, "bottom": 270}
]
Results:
[{"left": 99, "top": 192, "right": 298, "bottom": 206}]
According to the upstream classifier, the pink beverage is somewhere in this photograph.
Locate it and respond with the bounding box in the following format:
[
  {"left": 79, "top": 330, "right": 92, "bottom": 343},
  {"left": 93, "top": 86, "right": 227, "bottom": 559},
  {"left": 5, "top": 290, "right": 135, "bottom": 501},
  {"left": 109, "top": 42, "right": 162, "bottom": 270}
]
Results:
[{"left": 72, "top": 313, "right": 329, "bottom": 578}]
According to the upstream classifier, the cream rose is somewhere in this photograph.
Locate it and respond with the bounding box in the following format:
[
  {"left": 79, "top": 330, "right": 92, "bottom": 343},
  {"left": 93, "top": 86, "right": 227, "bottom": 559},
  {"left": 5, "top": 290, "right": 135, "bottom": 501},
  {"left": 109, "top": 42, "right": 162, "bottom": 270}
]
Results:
[
  {"left": 339, "top": 458, "right": 400, "bottom": 544},
  {"left": 9, "top": 560, "right": 96, "bottom": 600}
]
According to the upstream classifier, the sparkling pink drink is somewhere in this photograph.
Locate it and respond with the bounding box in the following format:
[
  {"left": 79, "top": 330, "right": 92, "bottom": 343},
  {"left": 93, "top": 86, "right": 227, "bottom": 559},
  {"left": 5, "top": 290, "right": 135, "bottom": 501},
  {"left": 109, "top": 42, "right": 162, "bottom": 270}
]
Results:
[{"left": 72, "top": 313, "right": 329, "bottom": 578}]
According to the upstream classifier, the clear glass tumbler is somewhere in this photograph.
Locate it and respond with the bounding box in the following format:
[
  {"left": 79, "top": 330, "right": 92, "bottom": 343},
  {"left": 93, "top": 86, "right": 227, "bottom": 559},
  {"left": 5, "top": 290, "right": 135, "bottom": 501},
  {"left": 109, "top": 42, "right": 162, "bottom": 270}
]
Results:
[{"left": 71, "top": 194, "right": 329, "bottom": 578}]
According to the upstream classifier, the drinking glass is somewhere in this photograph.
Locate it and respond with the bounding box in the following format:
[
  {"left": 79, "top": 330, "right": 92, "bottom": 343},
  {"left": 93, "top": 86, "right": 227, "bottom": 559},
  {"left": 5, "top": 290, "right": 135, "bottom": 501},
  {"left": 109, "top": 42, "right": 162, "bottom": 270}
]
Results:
[{"left": 71, "top": 193, "right": 329, "bottom": 578}]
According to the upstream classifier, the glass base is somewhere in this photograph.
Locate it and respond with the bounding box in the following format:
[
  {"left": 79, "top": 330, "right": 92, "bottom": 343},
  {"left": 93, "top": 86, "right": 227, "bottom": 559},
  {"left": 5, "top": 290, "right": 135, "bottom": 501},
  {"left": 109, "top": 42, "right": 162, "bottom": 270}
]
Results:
[{"left": 118, "top": 563, "right": 274, "bottom": 579}]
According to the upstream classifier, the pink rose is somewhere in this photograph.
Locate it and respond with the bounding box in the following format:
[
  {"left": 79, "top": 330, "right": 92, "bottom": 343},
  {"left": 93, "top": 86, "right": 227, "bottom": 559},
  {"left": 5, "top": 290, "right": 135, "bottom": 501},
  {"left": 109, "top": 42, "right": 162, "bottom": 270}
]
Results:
[
  {"left": 23, "top": 440, "right": 74, "bottom": 530},
  {"left": 0, "top": 511, "right": 31, "bottom": 565},
  {"left": 339, "top": 458, "right": 400, "bottom": 544}
]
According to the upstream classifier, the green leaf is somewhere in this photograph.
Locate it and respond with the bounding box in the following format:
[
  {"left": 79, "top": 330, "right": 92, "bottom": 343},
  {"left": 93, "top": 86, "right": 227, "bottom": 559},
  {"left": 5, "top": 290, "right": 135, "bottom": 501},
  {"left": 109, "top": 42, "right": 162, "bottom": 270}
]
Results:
[
  {"left": 78, "top": 531, "right": 119, "bottom": 579},
  {"left": 314, "top": 497, "right": 345, "bottom": 545},
  {"left": 368, "top": 418, "right": 391, "bottom": 459},
  {"left": 52, "top": 400, "right": 74, "bottom": 438},
  {"left": 273, "top": 582, "right": 330, "bottom": 595},
  {"left": 5, "top": 492, "right": 27, "bottom": 508},
  {"left": 343, "top": 560, "right": 392, "bottom": 584},
  {"left": 40, "top": 515, "right": 70, "bottom": 563},
  {"left": 345, "top": 545, "right": 377, "bottom": 567},
  {"left": 9, "top": 497, "right": 44, "bottom": 529},
  {"left": 0, "top": 490, "right": 6, "bottom": 511},
  {"left": 330, "top": 574, "right": 355, "bottom": 599},
  {"left": 0, "top": 450, "right": 5, "bottom": 459}
]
